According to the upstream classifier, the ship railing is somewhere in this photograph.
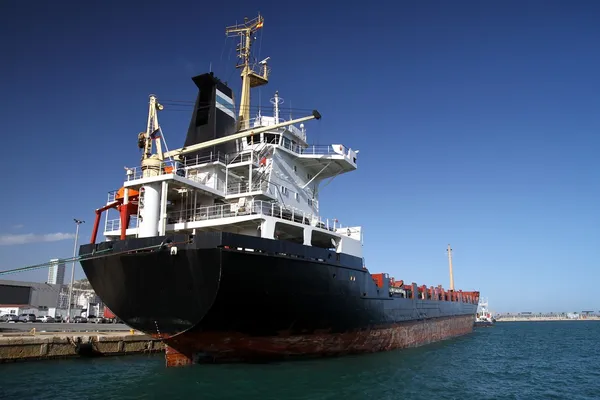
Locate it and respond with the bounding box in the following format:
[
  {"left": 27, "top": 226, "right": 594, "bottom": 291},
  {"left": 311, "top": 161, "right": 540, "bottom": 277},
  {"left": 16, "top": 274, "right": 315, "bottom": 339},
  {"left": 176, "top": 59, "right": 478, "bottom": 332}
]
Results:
[
  {"left": 105, "top": 215, "right": 139, "bottom": 232},
  {"left": 124, "top": 143, "right": 349, "bottom": 182},
  {"left": 227, "top": 151, "right": 255, "bottom": 165},
  {"left": 280, "top": 141, "right": 350, "bottom": 157},
  {"left": 106, "top": 188, "right": 141, "bottom": 204},
  {"left": 107, "top": 190, "right": 118, "bottom": 203},
  {"left": 123, "top": 162, "right": 224, "bottom": 192},
  {"left": 301, "top": 145, "right": 348, "bottom": 156},
  {"left": 182, "top": 152, "right": 228, "bottom": 166},
  {"left": 166, "top": 200, "right": 340, "bottom": 231},
  {"left": 249, "top": 62, "right": 270, "bottom": 79},
  {"left": 124, "top": 153, "right": 228, "bottom": 181},
  {"left": 226, "top": 180, "right": 269, "bottom": 196},
  {"left": 185, "top": 173, "right": 226, "bottom": 192}
]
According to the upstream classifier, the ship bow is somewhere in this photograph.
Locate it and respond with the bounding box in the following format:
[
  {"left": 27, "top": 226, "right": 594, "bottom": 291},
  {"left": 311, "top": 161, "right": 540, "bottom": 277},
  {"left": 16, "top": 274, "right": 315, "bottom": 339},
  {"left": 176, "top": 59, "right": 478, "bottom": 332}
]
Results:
[{"left": 79, "top": 235, "right": 221, "bottom": 337}]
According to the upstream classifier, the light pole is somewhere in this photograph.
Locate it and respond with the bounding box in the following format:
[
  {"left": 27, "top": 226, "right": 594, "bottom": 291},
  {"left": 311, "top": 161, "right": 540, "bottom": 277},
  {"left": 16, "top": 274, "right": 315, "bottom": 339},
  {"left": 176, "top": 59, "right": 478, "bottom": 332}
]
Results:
[{"left": 67, "top": 219, "right": 84, "bottom": 322}]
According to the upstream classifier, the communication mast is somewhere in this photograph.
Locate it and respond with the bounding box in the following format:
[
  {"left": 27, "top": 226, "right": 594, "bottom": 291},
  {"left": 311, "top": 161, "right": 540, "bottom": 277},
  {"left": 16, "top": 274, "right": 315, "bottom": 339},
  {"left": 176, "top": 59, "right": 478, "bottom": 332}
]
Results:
[
  {"left": 270, "top": 91, "right": 283, "bottom": 123},
  {"left": 225, "top": 13, "right": 270, "bottom": 130}
]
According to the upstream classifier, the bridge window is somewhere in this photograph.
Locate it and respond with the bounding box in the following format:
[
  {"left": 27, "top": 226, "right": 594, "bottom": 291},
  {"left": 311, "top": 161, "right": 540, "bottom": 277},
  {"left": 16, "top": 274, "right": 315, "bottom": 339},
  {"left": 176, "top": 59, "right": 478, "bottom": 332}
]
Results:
[
  {"left": 265, "top": 133, "right": 278, "bottom": 144},
  {"left": 282, "top": 137, "right": 292, "bottom": 150}
]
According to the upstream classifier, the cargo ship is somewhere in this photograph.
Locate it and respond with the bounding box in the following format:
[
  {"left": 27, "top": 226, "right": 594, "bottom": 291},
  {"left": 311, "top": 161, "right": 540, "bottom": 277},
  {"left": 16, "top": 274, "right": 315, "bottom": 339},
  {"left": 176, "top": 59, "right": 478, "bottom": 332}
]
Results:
[{"left": 79, "top": 14, "right": 480, "bottom": 367}]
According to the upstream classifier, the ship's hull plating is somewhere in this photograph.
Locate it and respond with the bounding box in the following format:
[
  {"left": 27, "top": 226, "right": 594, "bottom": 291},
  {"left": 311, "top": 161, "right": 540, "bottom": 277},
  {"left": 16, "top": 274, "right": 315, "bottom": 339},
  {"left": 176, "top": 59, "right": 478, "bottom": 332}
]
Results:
[{"left": 80, "top": 232, "right": 478, "bottom": 367}]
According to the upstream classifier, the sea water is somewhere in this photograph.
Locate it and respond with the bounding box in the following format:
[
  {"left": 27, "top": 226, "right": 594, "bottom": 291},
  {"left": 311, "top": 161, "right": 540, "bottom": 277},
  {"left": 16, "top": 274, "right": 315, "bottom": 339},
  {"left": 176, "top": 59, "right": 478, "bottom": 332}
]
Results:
[{"left": 1, "top": 321, "right": 599, "bottom": 399}]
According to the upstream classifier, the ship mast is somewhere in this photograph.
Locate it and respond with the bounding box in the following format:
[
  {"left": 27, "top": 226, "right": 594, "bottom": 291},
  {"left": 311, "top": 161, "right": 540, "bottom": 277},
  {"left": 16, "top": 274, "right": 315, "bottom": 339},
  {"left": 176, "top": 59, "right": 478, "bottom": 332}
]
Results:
[
  {"left": 138, "top": 95, "right": 164, "bottom": 162},
  {"left": 226, "top": 14, "right": 269, "bottom": 131},
  {"left": 447, "top": 244, "right": 455, "bottom": 291}
]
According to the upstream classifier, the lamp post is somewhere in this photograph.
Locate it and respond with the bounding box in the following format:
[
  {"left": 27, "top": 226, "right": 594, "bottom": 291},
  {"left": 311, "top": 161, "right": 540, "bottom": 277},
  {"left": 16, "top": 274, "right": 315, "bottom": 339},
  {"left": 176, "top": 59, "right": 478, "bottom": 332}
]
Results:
[{"left": 67, "top": 219, "right": 84, "bottom": 322}]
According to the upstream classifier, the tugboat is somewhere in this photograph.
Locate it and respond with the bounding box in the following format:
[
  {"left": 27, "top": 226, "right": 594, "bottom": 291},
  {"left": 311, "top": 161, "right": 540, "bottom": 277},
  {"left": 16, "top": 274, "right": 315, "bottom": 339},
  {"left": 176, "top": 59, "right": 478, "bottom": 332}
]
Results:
[
  {"left": 79, "top": 13, "right": 481, "bottom": 367},
  {"left": 474, "top": 298, "right": 495, "bottom": 327}
]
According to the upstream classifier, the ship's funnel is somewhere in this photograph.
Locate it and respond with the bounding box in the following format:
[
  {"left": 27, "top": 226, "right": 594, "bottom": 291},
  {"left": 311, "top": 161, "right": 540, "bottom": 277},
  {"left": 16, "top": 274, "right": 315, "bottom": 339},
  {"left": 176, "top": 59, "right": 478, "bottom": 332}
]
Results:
[{"left": 183, "top": 72, "right": 237, "bottom": 161}]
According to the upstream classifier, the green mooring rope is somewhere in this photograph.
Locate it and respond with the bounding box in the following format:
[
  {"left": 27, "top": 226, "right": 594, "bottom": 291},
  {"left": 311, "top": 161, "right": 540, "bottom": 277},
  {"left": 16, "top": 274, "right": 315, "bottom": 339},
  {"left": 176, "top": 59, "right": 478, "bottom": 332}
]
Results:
[{"left": 0, "top": 240, "right": 178, "bottom": 277}]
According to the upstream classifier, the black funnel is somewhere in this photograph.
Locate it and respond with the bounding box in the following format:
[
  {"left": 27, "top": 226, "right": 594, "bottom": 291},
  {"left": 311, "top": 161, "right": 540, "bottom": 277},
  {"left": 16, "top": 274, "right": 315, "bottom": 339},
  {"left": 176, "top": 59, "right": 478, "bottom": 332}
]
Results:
[{"left": 183, "top": 72, "right": 237, "bottom": 162}]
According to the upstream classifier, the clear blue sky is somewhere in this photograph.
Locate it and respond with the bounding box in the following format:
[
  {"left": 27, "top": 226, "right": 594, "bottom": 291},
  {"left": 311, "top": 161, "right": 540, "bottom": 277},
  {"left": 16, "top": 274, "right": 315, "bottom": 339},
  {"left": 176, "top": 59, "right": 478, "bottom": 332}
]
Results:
[{"left": 1, "top": 0, "right": 598, "bottom": 313}]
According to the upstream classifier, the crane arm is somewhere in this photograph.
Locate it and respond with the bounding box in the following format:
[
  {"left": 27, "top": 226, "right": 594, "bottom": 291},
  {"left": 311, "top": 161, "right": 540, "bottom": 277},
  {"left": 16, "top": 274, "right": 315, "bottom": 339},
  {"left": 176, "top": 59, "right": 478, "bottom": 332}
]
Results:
[{"left": 163, "top": 110, "right": 321, "bottom": 159}]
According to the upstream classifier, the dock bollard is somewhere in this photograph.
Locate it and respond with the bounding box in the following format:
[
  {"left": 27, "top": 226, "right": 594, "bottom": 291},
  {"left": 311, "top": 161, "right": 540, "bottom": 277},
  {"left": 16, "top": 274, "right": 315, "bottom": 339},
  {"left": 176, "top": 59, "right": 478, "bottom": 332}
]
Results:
[{"left": 130, "top": 329, "right": 135, "bottom": 335}]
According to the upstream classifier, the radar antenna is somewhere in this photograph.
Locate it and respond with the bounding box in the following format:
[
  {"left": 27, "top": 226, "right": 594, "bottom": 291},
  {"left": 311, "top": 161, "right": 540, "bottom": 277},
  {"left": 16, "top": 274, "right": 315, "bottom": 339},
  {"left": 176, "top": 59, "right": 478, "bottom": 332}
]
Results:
[{"left": 226, "top": 14, "right": 269, "bottom": 131}]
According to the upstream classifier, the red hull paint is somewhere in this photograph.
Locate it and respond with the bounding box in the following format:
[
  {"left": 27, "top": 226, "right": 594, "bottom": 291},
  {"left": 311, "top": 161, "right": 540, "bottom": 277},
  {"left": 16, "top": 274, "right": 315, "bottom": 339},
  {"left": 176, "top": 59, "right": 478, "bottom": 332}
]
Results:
[{"left": 162, "top": 314, "right": 475, "bottom": 367}]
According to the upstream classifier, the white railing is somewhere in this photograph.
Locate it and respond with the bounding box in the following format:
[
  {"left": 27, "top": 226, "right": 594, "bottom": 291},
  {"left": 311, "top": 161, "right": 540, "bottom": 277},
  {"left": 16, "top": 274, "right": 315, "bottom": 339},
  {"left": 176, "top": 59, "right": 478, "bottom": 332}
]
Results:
[
  {"left": 121, "top": 162, "right": 270, "bottom": 197},
  {"left": 184, "top": 152, "right": 228, "bottom": 166},
  {"left": 124, "top": 142, "right": 349, "bottom": 182},
  {"left": 167, "top": 200, "right": 340, "bottom": 231},
  {"left": 104, "top": 201, "right": 338, "bottom": 234},
  {"left": 124, "top": 162, "right": 227, "bottom": 194},
  {"left": 124, "top": 153, "right": 227, "bottom": 181},
  {"left": 227, "top": 151, "right": 255, "bottom": 165},
  {"left": 185, "top": 173, "right": 226, "bottom": 192},
  {"left": 281, "top": 142, "right": 350, "bottom": 158},
  {"left": 226, "top": 180, "right": 269, "bottom": 196},
  {"left": 107, "top": 190, "right": 118, "bottom": 203},
  {"left": 105, "top": 216, "right": 139, "bottom": 232}
]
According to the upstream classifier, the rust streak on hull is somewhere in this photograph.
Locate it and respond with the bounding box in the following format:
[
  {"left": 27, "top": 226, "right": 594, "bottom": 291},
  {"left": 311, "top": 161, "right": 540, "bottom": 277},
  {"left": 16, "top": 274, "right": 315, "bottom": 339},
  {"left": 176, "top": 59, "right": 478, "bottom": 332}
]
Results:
[{"left": 163, "top": 315, "right": 474, "bottom": 367}]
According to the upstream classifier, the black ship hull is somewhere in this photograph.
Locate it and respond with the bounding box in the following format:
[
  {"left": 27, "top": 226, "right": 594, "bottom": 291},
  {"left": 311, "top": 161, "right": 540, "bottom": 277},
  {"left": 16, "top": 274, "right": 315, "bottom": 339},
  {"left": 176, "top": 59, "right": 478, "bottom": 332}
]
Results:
[{"left": 80, "top": 232, "right": 478, "bottom": 366}]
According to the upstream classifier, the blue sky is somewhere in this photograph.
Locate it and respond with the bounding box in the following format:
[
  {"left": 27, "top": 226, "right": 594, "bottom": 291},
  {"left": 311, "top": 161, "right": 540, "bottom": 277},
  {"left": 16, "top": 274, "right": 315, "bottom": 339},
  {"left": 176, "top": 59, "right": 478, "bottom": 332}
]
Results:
[{"left": 1, "top": 0, "right": 598, "bottom": 313}]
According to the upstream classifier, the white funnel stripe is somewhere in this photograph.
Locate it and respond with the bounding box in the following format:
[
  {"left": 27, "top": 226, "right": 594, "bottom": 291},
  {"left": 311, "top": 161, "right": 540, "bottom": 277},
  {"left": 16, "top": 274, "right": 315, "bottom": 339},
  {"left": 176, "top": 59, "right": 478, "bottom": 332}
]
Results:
[
  {"left": 216, "top": 89, "right": 234, "bottom": 105},
  {"left": 216, "top": 101, "right": 236, "bottom": 119}
]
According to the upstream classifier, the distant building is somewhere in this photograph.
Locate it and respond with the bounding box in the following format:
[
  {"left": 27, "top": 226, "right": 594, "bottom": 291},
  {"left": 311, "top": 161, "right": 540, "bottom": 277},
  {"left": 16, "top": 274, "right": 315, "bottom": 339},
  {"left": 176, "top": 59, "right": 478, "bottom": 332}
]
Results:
[
  {"left": 0, "top": 279, "right": 87, "bottom": 319},
  {"left": 0, "top": 279, "right": 61, "bottom": 316},
  {"left": 58, "top": 286, "right": 70, "bottom": 309},
  {"left": 47, "top": 259, "right": 66, "bottom": 285}
]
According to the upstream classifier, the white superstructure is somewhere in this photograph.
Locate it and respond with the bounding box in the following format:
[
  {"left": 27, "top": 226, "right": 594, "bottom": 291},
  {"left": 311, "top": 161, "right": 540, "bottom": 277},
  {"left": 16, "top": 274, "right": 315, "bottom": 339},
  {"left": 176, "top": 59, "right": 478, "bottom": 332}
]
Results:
[
  {"left": 97, "top": 14, "right": 363, "bottom": 260},
  {"left": 101, "top": 100, "right": 362, "bottom": 257}
]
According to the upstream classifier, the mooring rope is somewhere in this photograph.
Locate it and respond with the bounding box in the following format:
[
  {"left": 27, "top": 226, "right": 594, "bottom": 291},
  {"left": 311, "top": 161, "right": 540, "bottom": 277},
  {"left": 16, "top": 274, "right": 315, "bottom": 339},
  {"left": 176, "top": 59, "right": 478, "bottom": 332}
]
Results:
[{"left": 0, "top": 240, "right": 190, "bottom": 277}]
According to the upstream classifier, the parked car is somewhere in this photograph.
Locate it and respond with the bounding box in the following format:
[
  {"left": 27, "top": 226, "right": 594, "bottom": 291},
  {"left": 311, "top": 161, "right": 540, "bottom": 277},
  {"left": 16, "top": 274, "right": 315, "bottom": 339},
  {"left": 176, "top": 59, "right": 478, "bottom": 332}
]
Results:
[
  {"left": 0, "top": 314, "right": 19, "bottom": 322},
  {"left": 18, "top": 313, "right": 37, "bottom": 322},
  {"left": 38, "top": 316, "right": 55, "bottom": 323},
  {"left": 87, "top": 315, "right": 104, "bottom": 324},
  {"left": 73, "top": 316, "right": 87, "bottom": 323}
]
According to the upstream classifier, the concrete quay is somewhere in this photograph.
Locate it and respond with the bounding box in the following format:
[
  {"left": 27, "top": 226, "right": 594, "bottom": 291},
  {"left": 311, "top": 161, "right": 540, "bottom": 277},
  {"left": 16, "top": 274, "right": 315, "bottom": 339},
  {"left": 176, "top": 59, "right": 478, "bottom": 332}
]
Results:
[
  {"left": 0, "top": 321, "right": 131, "bottom": 333},
  {"left": 496, "top": 316, "right": 600, "bottom": 322},
  {"left": 0, "top": 329, "right": 164, "bottom": 364}
]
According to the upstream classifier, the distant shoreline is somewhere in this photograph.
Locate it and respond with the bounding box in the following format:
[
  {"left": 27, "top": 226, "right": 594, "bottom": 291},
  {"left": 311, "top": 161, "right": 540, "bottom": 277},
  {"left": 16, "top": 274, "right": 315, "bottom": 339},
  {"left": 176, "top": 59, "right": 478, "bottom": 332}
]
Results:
[{"left": 496, "top": 317, "right": 600, "bottom": 322}]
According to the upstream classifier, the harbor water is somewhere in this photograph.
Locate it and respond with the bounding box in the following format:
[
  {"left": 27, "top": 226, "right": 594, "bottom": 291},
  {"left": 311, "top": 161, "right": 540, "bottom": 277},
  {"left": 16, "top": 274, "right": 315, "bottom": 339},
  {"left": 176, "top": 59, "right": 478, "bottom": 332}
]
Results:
[{"left": 1, "top": 321, "right": 598, "bottom": 399}]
